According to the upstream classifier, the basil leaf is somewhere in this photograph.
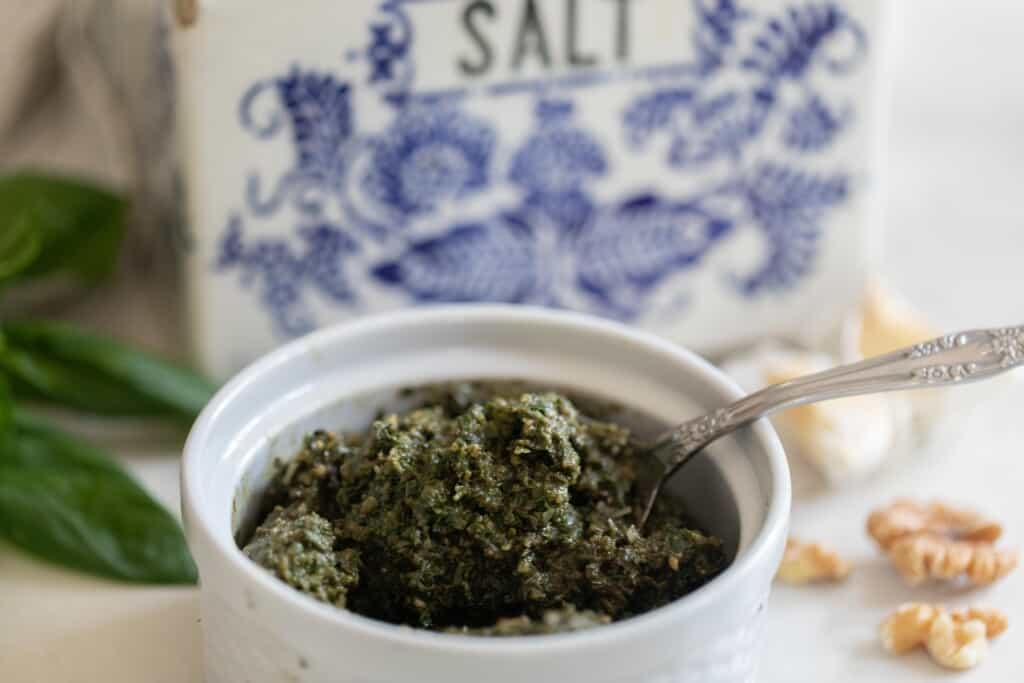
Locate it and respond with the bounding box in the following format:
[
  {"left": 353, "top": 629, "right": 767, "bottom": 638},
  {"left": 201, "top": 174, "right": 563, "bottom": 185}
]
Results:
[
  {"left": 0, "top": 214, "right": 42, "bottom": 285},
  {"left": 0, "top": 468, "right": 198, "bottom": 584},
  {"left": 0, "top": 416, "right": 197, "bottom": 584},
  {"left": 0, "top": 346, "right": 169, "bottom": 416},
  {"left": 0, "top": 375, "right": 11, "bottom": 442},
  {"left": 5, "top": 411, "right": 137, "bottom": 477},
  {"left": 0, "top": 173, "right": 127, "bottom": 288},
  {"left": 1, "top": 321, "right": 216, "bottom": 419},
  {"left": 0, "top": 327, "right": 10, "bottom": 443}
]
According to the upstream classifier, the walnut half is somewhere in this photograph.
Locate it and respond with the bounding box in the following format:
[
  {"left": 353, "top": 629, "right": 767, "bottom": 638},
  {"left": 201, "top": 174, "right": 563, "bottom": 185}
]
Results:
[
  {"left": 867, "top": 500, "right": 1002, "bottom": 551},
  {"left": 776, "top": 538, "right": 851, "bottom": 584},
  {"left": 867, "top": 499, "right": 1018, "bottom": 586},
  {"left": 887, "top": 533, "right": 1018, "bottom": 586},
  {"left": 880, "top": 603, "right": 1008, "bottom": 671}
]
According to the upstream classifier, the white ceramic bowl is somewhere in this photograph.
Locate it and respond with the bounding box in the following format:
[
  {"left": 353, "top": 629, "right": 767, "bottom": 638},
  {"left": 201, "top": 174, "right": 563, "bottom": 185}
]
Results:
[{"left": 182, "top": 306, "right": 790, "bottom": 683}]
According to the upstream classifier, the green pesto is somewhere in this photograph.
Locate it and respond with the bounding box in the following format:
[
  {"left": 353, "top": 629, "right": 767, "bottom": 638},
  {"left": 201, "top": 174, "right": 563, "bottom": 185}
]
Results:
[{"left": 242, "top": 385, "right": 727, "bottom": 635}]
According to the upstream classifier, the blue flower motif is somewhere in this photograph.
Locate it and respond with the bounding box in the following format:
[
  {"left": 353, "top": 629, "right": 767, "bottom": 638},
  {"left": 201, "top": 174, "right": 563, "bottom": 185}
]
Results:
[
  {"left": 509, "top": 101, "right": 607, "bottom": 196},
  {"left": 526, "top": 189, "right": 596, "bottom": 239},
  {"left": 783, "top": 95, "right": 847, "bottom": 151},
  {"left": 667, "top": 89, "right": 774, "bottom": 167},
  {"left": 692, "top": 0, "right": 753, "bottom": 72},
  {"left": 217, "top": 218, "right": 311, "bottom": 335},
  {"left": 622, "top": 88, "right": 696, "bottom": 148},
  {"left": 739, "top": 162, "right": 848, "bottom": 293},
  {"left": 216, "top": 218, "right": 359, "bottom": 337},
  {"left": 575, "top": 195, "right": 733, "bottom": 318},
  {"left": 372, "top": 214, "right": 540, "bottom": 303},
  {"left": 275, "top": 68, "right": 353, "bottom": 179},
  {"left": 362, "top": 106, "right": 496, "bottom": 218},
  {"left": 367, "top": 23, "right": 409, "bottom": 83},
  {"left": 299, "top": 224, "right": 362, "bottom": 300},
  {"left": 239, "top": 68, "right": 354, "bottom": 217},
  {"left": 741, "top": 3, "right": 866, "bottom": 84},
  {"left": 364, "top": 1, "right": 416, "bottom": 102}
]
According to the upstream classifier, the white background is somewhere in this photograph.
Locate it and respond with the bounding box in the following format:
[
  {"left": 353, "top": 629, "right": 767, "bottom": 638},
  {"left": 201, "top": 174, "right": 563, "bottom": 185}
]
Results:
[{"left": 2, "top": 1, "right": 1024, "bottom": 680}]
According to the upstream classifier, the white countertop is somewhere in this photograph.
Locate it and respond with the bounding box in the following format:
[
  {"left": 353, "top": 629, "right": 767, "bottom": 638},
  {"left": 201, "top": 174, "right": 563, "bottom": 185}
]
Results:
[{"left": 3, "top": 1, "right": 1023, "bottom": 680}]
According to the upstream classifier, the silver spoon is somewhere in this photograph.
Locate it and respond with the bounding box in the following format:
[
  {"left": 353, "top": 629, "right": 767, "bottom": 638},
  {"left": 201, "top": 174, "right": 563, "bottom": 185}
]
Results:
[{"left": 636, "top": 326, "right": 1024, "bottom": 528}]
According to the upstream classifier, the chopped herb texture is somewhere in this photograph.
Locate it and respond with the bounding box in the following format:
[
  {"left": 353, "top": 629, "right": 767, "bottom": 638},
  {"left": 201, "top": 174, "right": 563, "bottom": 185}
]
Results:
[{"left": 242, "top": 385, "right": 727, "bottom": 634}]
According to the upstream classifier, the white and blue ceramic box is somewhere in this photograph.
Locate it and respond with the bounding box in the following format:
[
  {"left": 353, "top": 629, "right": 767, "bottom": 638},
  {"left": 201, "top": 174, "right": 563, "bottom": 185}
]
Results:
[{"left": 172, "top": 0, "right": 888, "bottom": 380}]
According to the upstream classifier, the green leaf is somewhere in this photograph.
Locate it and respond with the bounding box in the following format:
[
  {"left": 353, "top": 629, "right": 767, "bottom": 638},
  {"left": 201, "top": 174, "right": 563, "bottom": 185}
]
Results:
[
  {"left": 0, "top": 415, "right": 197, "bottom": 584},
  {"left": 0, "top": 214, "right": 42, "bottom": 285},
  {"left": 0, "top": 468, "right": 199, "bottom": 584},
  {"left": 0, "top": 375, "right": 11, "bottom": 443},
  {"left": 4, "top": 411, "right": 137, "bottom": 477},
  {"left": 1, "top": 321, "right": 216, "bottom": 419},
  {"left": 0, "top": 173, "right": 127, "bottom": 288},
  {"left": 0, "top": 346, "right": 169, "bottom": 416},
  {"left": 0, "top": 328, "right": 10, "bottom": 445}
]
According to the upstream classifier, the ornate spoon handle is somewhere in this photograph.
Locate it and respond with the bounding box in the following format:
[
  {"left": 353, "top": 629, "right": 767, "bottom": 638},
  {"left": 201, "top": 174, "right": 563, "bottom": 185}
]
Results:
[{"left": 646, "top": 326, "right": 1024, "bottom": 505}]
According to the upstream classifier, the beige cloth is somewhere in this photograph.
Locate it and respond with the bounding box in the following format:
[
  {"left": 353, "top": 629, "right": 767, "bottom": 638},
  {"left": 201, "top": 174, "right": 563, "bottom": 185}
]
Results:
[{"left": 0, "top": 0, "right": 176, "bottom": 269}]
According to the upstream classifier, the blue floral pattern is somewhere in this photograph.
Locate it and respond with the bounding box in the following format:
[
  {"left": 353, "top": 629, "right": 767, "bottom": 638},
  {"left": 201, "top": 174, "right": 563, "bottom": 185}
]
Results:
[
  {"left": 362, "top": 105, "right": 495, "bottom": 218},
  {"left": 624, "top": 2, "right": 865, "bottom": 161},
  {"left": 783, "top": 95, "right": 847, "bottom": 151},
  {"left": 575, "top": 196, "right": 735, "bottom": 318},
  {"left": 240, "top": 68, "right": 354, "bottom": 217},
  {"left": 692, "top": 0, "right": 753, "bottom": 72},
  {"left": 216, "top": 0, "right": 870, "bottom": 338},
  {"left": 741, "top": 2, "right": 866, "bottom": 82},
  {"left": 508, "top": 100, "right": 607, "bottom": 237},
  {"left": 509, "top": 101, "right": 608, "bottom": 196},
  {"left": 373, "top": 216, "right": 542, "bottom": 304},
  {"left": 216, "top": 219, "right": 359, "bottom": 336},
  {"left": 739, "top": 162, "right": 849, "bottom": 293},
  {"left": 365, "top": 0, "right": 416, "bottom": 103},
  {"left": 667, "top": 89, "right": 774, "bottom": 168}
]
